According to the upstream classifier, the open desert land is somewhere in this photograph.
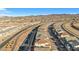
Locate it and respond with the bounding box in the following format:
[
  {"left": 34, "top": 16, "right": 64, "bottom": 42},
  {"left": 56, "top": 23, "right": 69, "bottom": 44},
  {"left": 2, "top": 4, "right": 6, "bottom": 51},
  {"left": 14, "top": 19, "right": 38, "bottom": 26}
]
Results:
[{"left": 0, "top": 14, "right": 79, "bottom": 51}]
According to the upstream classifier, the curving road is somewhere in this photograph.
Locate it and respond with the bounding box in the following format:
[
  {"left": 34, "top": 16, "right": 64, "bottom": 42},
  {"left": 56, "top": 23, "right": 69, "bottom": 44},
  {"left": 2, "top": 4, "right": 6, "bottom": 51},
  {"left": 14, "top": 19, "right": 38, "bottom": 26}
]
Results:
[
  {"left": 61, "top": 22, "right": 79, "bottom": 38},
  {"left": 18, "top": 25, "right": 40, "bottom": 51},
  {"left": 48, "top": 23, "right": 75, "bottom": 51},
  {"left": 0, "top": 24, "right": 40, "bottom": 51}
]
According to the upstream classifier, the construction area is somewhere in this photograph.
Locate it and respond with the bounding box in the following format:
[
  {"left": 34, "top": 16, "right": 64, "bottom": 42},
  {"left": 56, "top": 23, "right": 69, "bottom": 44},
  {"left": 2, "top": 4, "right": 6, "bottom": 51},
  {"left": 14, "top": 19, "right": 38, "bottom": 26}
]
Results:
[{"left": 0, "top": 14, "right": 79, "bottom": 51}]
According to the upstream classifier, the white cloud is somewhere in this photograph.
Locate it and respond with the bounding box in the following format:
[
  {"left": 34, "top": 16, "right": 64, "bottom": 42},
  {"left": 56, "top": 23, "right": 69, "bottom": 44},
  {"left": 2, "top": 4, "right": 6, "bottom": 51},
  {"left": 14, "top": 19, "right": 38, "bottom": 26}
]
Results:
[
  {"left": 0, "top": 8, "right": 11, "bottom": 16},
  {"left": 0, "top": 8, "right": 10, "bottom": 13},
  {"left": 0, "top": 8, "right": 7, "bottom": 11},
  {"left": 0, "top": 14, "right": 12, "bottom": 16}
]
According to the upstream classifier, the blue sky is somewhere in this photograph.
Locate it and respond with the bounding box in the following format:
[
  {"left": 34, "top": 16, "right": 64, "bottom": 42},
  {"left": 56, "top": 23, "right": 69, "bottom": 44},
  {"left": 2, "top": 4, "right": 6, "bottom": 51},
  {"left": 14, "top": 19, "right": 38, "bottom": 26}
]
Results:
[{"left": 0, "top": 8, "right": 79, "bottom": 16}]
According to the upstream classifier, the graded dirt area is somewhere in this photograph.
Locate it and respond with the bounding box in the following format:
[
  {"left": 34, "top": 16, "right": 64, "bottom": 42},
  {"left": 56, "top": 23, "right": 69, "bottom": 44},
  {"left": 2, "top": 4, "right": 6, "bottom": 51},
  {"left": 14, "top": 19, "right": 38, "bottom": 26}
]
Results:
[
  {"left": 72, "top": 22, "right": 79, "bottom": 30},
  {"left": 0, "top": 27, "right": 32, "bottom": 51},
  {"left": 34, "top": 23, "right": 58, "bottom": 51},
  {"left": 0, "top": 14, "right": 79, "bottom": 51}
]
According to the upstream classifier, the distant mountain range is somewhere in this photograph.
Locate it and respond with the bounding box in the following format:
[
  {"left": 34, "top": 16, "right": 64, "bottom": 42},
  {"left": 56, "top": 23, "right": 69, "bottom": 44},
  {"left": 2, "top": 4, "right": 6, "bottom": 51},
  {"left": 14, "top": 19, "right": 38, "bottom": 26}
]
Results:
[{"left": 0, "top": 14, "right": 79, "bottom": 22}]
